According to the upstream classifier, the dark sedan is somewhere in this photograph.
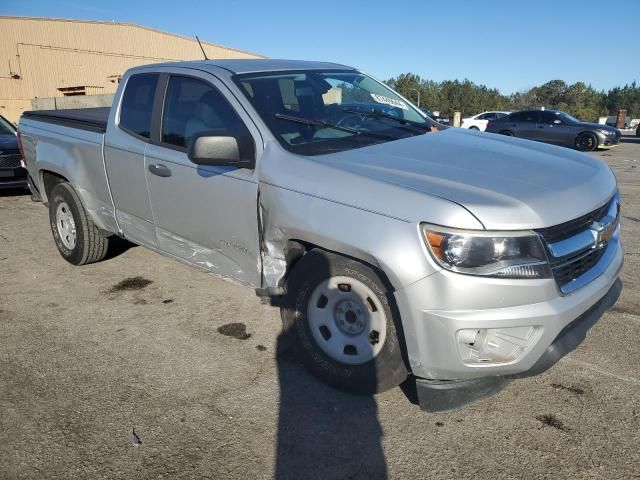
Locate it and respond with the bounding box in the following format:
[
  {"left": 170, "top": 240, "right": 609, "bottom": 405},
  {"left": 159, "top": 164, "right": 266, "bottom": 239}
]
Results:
[
  {"left": 485, "top": 109, "right": 621, "bottom": 152},
  {"left": 0, "top": 114, "right": 27, "bottom": 189}
]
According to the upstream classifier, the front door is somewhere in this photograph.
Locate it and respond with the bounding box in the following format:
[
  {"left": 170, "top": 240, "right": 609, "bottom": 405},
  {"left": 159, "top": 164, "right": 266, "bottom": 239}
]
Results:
[
  {"left": 536, "top": 111, "right": 568, "bottom": 145},
  {"left": 144, "top": 73, "right": 262, "bottom": 286}
]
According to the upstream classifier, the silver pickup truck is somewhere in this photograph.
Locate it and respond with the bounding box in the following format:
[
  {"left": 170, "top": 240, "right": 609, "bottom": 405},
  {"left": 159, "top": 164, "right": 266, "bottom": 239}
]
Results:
[{"left": 19, "top": 60, "right": 622, "bottom": 411}]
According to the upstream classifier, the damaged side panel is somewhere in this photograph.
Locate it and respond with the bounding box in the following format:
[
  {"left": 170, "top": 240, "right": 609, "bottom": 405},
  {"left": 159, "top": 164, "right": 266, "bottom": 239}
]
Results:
[
  {"left": 156, "top": 228, "right": 256, "bottom": 287},
  {"left": 257, "top": 182, "right": 438, "bottom": 291}
]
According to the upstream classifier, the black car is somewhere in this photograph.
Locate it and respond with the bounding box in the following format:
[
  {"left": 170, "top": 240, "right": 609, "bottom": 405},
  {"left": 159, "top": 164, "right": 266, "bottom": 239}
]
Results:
[
  {"left": 485, "top": 109, "right": 621, "bottom": 152},
  {"left": 0, "top": 114, "right": 27, "bottom": 189}
]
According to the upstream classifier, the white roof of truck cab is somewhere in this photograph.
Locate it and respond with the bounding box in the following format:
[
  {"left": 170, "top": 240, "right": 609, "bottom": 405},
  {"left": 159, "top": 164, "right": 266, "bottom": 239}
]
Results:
[{"left": 145, "top": 59, "right": 356, "bottom": 75}]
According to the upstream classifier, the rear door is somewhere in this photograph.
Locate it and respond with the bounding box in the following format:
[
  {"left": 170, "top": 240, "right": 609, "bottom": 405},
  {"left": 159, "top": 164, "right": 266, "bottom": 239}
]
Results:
[
  {"left": 144, "top": 72, "right": 262, "bottom": 286},
  {"left": 515, "top": 110, "right": 540, "bottom": 139},
  {"left": 104, "top": 73, "right": 161, "bottom": 247}
]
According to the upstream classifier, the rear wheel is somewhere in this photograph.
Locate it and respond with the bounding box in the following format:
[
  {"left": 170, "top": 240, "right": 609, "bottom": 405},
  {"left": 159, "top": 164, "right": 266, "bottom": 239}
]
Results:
[
  {"left": 499, "top": 130, "right": 514, "bottom": 136},
  {"left": 575, "top": 132, "right": 598, "bottom": 152},
  {"left": 281, "top": 250, "right": 408, "bottom": 394},
  {"left": 48, "top": 182, "right": 110, "bottom": 265},
  {"left": 469, "top": 126, "right": 480, "bottom": 131}
]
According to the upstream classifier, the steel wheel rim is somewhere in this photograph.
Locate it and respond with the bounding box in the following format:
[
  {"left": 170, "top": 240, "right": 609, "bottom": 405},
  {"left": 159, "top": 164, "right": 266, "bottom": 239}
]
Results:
[
  {"left": 307, "top": 275, "right": 387, "bottom": 365},
  {"left": 56, "top": 201, "right": 77, "bottom": 249}
]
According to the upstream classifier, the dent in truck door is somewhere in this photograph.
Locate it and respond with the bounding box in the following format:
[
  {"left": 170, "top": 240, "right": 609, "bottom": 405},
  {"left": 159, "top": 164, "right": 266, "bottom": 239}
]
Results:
[
  {"left": 104, "top": 73, "right": 160, "bottom": 247},
  {"left": 144, "top": 73, "right": 261, "bottom": 286}
]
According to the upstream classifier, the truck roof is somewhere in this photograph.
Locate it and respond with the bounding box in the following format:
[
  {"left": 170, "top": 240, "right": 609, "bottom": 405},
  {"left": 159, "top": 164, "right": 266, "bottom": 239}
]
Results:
[{"left": 142, "top": 59, "right": 356, "bottom": 75}]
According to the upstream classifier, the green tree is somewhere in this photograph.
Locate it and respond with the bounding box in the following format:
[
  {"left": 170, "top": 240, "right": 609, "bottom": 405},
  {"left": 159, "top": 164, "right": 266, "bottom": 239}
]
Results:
[{"left": 385, "top": 73, "right": 639, "bottom": 120}]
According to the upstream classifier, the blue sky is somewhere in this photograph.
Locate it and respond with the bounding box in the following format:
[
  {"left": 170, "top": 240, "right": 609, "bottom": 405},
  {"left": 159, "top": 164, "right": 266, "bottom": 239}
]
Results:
[{"left": 2, "top": 0, "right": 638, "bottom": 94}]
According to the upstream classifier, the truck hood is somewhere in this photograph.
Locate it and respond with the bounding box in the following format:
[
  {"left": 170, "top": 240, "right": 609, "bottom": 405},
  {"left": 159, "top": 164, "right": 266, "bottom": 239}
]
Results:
[{"left": 316, "top": 128, "right": 617, "bottom": 230}]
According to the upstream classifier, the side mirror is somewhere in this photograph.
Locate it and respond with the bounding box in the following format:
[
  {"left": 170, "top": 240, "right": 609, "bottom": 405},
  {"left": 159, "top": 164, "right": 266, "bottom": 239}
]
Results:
[
  {"left": 187, "top": 132, "right": 254, "bottom": 168},
  {"left": 553, "top": 119, "right": 563, "bottom": 125}
]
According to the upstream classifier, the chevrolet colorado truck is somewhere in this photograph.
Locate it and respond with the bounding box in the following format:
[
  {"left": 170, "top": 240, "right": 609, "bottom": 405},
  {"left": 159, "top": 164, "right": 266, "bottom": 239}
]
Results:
[{"left": 18, "top": 60, "right": 623, "bottom": 411}]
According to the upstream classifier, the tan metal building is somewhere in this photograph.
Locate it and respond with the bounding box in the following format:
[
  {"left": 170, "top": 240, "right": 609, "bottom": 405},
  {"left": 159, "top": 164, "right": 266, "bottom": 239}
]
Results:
[{"left": 0, "top": 16, "right": 265, "bottom": 122}]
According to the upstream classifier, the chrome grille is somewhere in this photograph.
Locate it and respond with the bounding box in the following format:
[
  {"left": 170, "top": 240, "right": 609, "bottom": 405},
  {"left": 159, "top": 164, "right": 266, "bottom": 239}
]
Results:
[
  {"left": 537, "top": 201, "right": 610, "bottom": 244},
  {"left": 551, "top": 248, "right": 606, "bottom": 287},
  {"left": 0, "top": 154, "right": 22, "bottom": 169},
  {"left": 537, "top": 194, "right": 619, "bottom": 294}
]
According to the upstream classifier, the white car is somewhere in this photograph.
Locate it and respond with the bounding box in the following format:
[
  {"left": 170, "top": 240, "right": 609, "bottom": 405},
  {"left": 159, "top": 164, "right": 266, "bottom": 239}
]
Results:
[{"left": 461, "top": 111, "right": 510, "bottom": 131}]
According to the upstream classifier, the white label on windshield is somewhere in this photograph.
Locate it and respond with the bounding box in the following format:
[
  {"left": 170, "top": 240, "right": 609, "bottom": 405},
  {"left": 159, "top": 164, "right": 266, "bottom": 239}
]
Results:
[{"left": 370, "top": 93, "right": 409, "bottom": 110}]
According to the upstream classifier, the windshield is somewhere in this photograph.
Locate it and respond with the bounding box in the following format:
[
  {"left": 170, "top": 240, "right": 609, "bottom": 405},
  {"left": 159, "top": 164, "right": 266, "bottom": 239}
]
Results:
[
  {"left": 558, "top": 112, "right": 580, "bottom": 123},
  {"left": 235, "top": 70, "right": 432, "bottom": 155},
  {"left": 0, "top": 116, "right": 16, "bottom": 135}
]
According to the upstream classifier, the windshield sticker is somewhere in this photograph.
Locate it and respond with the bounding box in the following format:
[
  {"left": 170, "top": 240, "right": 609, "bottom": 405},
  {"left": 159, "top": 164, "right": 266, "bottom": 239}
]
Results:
[{"left": 370, "top": 93, "right": 409, "bottom": 110}]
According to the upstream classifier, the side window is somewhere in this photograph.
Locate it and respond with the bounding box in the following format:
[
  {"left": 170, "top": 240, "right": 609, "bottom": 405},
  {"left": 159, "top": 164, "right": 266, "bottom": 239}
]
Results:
[
  {"left": 119, "top": 73, "right": 159, "bottom": 139},
  {"left": 161, "top": 76, "right": 247, "bottom": 149},
  {"left": 509, "top": 112, "right": 521, "bottom": 122},
  {"left": 521, "top": 111, "right": 539, "bottom": 123},
  {"left": 484, "top": 113, "right": 497, "bottom": 120},
  {"left": 495, "top": 112, "right": 507, "bottom": 119},
  {"left": 540, "top": 111, "right": 558, "bottom": 124},
  {"left": 477, "top": 113, "right": 489, "bottom": 120}
]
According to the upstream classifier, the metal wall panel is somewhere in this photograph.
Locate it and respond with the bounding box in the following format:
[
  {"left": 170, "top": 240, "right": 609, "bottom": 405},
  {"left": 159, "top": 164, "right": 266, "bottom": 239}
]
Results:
[{"left": 0, "top": 16, "right": 265, "bottom": 121}]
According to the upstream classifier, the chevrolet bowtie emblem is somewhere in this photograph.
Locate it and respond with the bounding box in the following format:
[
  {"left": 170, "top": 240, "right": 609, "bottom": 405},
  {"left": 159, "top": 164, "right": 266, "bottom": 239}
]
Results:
[{"left": 590, "top": 215, "right": 618, "bottom": 248}]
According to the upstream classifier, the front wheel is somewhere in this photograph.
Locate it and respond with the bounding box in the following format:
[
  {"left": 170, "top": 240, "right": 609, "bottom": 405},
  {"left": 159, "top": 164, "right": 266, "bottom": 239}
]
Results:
[
  {"left": 281, "top": 250, "right": 408, "bottom": 394},
  {"left": 48, "top": 182, "right": 110, "bottom": 265},
  {"left": 575, "top": 132, "right": 598, "bottom": 152},
  {"left": 469, "top": 126, "right": 480, "bottom": 131}
]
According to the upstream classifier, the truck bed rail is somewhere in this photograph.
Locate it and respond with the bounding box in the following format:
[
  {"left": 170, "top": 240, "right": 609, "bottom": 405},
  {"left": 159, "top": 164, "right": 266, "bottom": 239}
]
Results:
[{"left": 22, "top": 107, "right": 110, "bottom": 133}]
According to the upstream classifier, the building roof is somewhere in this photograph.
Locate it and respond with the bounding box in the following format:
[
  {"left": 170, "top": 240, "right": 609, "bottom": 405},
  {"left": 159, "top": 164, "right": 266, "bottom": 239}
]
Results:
[
  {"left": 0, "top": 15, "right": 265, "bottom": 58},
  {"left": 153, "top": 59, "right": 355, "bottom": 74}
]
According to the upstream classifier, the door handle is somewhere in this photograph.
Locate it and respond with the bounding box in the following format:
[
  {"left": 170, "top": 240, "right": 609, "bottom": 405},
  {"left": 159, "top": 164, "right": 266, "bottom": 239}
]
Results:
[{"left": 148, "top": 163, "right": 172, "bottom": 177}]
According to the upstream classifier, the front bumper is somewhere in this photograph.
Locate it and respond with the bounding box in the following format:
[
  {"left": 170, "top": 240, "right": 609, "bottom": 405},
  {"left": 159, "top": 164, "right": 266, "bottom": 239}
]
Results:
[
  {"left": 414, "top": 277, "right": 622, "bottom": 411},
  {"left": 394, "top": 236, "right": 623, "bottom": 381},
  {"left": 0, "top": 166, "right": 28, "bottom": 189},
  {"left": 596, "top": 131, "right": 621, "bottom": 147}
]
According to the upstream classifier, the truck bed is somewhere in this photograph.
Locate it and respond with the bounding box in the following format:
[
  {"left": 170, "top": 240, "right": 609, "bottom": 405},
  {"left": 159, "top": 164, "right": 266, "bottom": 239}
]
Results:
[{"left": 22, "top": 107, "right": 110, "bottom": 133}]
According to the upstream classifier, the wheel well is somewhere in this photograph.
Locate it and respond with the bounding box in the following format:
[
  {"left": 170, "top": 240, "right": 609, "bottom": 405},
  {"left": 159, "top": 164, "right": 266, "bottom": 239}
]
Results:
[
  {"left": 577, "top": 130, "right": 597, "bottom": 138},
  {"left": 280, "top": 240, "right": 395, "bottom": 293},
  {"left": 499, "top": 130, "right": 514, "bottom": 136},
  {"left": 41, "top": 171, "right": 68, "bottom": 203}
]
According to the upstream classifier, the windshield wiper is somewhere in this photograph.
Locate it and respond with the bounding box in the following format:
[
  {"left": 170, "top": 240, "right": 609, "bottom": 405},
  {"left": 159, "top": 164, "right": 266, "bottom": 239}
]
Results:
[
  {"left": 342, "top": 108, "right": 429, "bottom": 131},
  {"left": 273, "top": 113, "right": 395, "bottom": 140}
]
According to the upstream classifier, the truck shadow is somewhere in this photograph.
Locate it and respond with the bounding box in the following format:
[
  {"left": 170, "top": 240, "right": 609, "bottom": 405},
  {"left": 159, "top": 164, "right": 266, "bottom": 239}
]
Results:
[
  {"left": 104, "top": 236, "right": 138, "bottom": 260},
  {"left": 273, "top": 253, "right": 388, "bottom": 479},
  {"left": 0, "top": 187, "right": 29, "bottom": 197},
  {"left": 274, "top": 335, "right": 387, "bottom": 480}
]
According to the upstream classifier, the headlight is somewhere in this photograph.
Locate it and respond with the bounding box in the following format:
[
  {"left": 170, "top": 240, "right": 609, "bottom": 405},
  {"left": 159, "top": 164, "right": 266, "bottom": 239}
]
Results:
[
  {"left": 598, "top": 129, "right": 615, "bottom": 136},
  {"left": 421, "top": 224, "right": 551, "bottom": 279}
]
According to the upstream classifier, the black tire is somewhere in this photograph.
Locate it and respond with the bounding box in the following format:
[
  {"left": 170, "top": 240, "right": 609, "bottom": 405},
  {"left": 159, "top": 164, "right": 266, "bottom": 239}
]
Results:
[
  {"left": 281, "top": 249, "right": 408, "bottom": 394},
  {"left": 575, "top": 132, "right": 598, "bottom": 152},
  {"left": 499, "top": 130, "right": 514, "bottom": 136},
  {"left": 469, "top": 126, "right": 480, "bottom": 131},
  {"left": 48, "top": 182, "right": 109, "bottom": 265}
]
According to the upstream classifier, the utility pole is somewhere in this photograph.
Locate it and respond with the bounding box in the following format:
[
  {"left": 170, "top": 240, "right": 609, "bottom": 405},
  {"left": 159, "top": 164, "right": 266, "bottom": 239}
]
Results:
[{"left": 409, "top": 88, "right": 421, "bottom": 108}]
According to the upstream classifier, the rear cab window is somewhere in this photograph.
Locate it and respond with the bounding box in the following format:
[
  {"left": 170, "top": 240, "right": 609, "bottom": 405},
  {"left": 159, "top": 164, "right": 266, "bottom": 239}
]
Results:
[{"left": 119, "top": 73, "right": 159, "bottom": 139}]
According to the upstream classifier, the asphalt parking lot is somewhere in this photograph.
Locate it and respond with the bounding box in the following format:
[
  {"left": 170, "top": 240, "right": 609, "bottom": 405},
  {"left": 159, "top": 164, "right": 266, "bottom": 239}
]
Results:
[{"left": 1, "top": 134, "right": 639, "bottom": 480}]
